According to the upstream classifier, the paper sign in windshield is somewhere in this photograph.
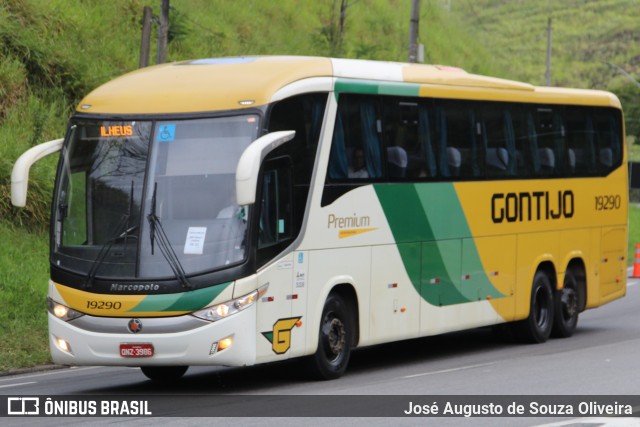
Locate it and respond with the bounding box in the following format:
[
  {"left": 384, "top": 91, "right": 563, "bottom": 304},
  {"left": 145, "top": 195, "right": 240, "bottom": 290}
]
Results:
[{"left": 184, "top": 227, "right": 207, "bottom": 255}]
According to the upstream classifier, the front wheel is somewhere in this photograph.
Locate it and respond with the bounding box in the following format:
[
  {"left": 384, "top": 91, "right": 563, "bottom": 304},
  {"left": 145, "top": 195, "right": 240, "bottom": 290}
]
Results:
[
  {"left": 512, "top": 270, "right": 554, "bottom": 343},
  {"left": 140, "top": 366, "right": 188, "bottom": 382},
  {"left": 551, "top": 270, "right": 579, "bottom": 338},
  {"left": 307, "top": 294, "right": 353, "bottom": 380}
]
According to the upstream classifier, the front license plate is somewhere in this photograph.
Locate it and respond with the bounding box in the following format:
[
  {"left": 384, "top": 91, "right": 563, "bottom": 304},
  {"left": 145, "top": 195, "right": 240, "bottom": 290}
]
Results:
[{"left": 120, "top": 343, "right": 154, "bottom": 358}]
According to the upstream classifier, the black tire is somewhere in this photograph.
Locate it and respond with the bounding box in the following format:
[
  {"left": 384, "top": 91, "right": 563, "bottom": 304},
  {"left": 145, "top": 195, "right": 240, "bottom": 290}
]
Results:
[
  {"left": 307, "top": 294, "right": 353, "bottom": 380},
  {"left": 551, "top": 270, "right": 579, "bottom": 338},
  {"left": 140, "top": 366, "right": 188, "bottom": 382},
  {"left": 512, "top": 270, "right": 554, "bottom": 343}
]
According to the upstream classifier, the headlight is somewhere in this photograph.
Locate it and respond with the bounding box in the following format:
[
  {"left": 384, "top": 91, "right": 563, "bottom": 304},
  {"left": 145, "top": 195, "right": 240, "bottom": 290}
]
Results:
[
  {"left": 192, "top": 284, "right": 268, "bottom": 322},
  {"left": 47, "top": 297, "right": 84, "bottom": 321}
]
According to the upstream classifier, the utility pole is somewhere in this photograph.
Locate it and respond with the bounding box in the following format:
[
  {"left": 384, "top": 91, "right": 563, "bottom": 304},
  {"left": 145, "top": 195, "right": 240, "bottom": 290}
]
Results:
[
  {"left": 408, "top": 0, "right": 420, "bottom": 63},
  {"left": 545, "top": 17, "right": 552, "bottom": 86},
  {"left": 157, "top": 0, "right": 170, "bottom": 64},
  {"left": 139, "top": 6, "right": 153, "bottom": 68}
]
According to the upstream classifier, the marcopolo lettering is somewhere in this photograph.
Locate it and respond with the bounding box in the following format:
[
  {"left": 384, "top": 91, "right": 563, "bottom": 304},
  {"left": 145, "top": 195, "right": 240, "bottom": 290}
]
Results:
[
  {"left": 491, "top": 190, "right": 574, "bottom": 223},
  {"left": 110, "top": 283, "right": 160, "bottom": 292}
]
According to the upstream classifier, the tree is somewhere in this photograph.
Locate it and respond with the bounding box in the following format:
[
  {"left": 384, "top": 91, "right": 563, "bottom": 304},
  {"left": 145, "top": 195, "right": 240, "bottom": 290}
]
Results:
[{"left": 319, "top": 0, "right": 353, "bottom": 57}]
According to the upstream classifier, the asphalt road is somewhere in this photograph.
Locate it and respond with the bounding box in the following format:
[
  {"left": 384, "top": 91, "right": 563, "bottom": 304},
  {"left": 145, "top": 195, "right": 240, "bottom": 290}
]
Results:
[{"left": 2, "top": 270, "right": 639, "bottom": 426}]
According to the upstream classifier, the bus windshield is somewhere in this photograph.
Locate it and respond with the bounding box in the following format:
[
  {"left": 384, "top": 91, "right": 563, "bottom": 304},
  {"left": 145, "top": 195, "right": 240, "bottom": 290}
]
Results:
[{"left": 53, "top": 115, "right": 260, "bottom": 280}]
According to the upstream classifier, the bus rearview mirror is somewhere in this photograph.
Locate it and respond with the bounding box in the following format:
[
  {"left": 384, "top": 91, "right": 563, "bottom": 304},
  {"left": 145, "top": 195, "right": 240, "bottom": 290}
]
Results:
[
  {"left": 236, "top": 130, "right": 295, "bottom": 205},
  {"left": 11, "top": 138, "right": 64, "bottom": 208}
]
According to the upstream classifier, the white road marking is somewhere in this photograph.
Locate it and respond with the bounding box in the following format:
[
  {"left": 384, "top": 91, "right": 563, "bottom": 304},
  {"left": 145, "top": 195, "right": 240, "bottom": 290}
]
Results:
[
  {"left": 0, "top": 381, "right": 37, "bottom": 389},
  {"left": 402, "top": 362, "right": 496, "bottom": 379},
  {"left": 0, "top": 366, "right": 101, "bottom": 383}
]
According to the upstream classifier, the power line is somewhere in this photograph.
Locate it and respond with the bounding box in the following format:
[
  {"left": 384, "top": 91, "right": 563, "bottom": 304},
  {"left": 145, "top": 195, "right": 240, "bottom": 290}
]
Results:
[
  {"left": 606, "top": 63, "right": 640, "bottom": 89},
  {"left": 169, "top": 6, "right": 223, "bottom": 40}
]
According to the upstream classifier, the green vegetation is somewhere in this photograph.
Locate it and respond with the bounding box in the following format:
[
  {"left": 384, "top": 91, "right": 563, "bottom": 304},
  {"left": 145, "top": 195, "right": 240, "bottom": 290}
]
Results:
[
  {"left": 629, "top": 137, "right": 640, "bottom": 162},
  {"left": 453, "top": 0, "right": 640, "bottom": 142},
  {"left": 0, "top": 0, "right": 638, "bottom": 372},
  {"left": 0, "top": 222, "right": 50, "bottom": 371}
]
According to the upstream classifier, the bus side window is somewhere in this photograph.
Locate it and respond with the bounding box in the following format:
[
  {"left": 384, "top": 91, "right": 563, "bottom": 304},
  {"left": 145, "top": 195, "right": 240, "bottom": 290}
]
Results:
[
  {"left": 257, "top": 158, "right": 293, "bottom": 260},
  {"left": 435, "top": 100, "right": 479, "bottom": 179},
  {"left": 417, "top": 103, "right": 437, "bottom": 178},
  {"left": 355, "top": 98, "right": 383, "bottom": 179},
  {"left": 267, "top": 93, "right": 326, "bottom": 249},
  {"left": 383, "top": 97, "right": 428, "bottom": 181},
  {"left": 595, "top": 108, "right": 622, "bottom": 175},
  {"left": 565, "top": 107, "right": 596, "bottom": 175},
  {"left": 509, "top": 109, "right": 533, "bottom": 178},
  {"left": 61, "top": 170, "right": 88, "bottom": 246},
  {"left": 382, "top": 98, "right": 417, "bottom": 180},
  {"left": 327, "top": 95, "right": 383, "bottom": 181},
  {"left": 533, "top": 107, "right": 567, "bottom": 177},
  {"left": 482, "top": 105, "right": 516, "bottom": 178}
]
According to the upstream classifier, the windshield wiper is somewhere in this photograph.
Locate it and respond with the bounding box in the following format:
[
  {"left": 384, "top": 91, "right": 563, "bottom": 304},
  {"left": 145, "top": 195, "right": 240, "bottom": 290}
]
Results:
[
  {"left": 84, "top": 182, "right": 137, "bottom": 288},
  {"left": 147, "top": 183, "right": 192, "bottom": 289}
]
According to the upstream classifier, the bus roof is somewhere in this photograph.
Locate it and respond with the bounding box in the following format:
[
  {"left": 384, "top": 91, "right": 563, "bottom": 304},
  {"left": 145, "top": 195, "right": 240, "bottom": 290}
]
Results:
[{"left": 77, "top": 56, "right": 621, "bottom": 115}]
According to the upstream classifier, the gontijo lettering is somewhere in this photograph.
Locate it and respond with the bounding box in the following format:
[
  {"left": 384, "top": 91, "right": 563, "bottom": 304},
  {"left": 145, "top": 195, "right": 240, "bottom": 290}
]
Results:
[{"left": 491, "top": 190, "right": 574, "bottom": 223}]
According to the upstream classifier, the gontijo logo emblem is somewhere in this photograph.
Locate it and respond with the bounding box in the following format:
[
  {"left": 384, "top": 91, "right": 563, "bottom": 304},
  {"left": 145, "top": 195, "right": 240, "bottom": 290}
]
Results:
[
  {"left": 262, "top": 317, "right": 302, "bottom": 354},
  {"left": 327, "top": 213, "right": 377, "bottom": 239}
]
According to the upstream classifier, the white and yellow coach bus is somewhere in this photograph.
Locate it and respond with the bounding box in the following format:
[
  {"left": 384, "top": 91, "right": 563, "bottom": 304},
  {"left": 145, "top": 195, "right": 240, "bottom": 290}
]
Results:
[{"left": 12, "top": 56, "right": 628, "bottom": 381}]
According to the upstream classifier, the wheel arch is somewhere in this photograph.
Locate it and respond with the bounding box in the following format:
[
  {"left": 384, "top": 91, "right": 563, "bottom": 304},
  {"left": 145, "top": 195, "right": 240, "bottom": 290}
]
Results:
[
  {"left": 329, "top": 283, "right": 360, "bottom": 347},
  {"left": 307, "top": 277, "right": 361, "bottom": 355},
  {"left": 537, "top": 260, "right": 557, "bottom": 289},
  {"left": 564, "top": 257, "right": 587, "bottom": 312},
  {"left": 304, "top": 281, "right": 360, "bottom": 380}
]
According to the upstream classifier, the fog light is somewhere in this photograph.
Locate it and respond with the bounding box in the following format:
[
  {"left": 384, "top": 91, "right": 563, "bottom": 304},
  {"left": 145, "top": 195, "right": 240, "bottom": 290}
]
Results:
[
  {"left": 218, "top": 337, "right": 233, "bottom": 351},
  {"left": 210, "top": 335, "right": 233, "bottom": 355},
  {"left": 55, "top": 337, "right": 72, "bottom": 354}
]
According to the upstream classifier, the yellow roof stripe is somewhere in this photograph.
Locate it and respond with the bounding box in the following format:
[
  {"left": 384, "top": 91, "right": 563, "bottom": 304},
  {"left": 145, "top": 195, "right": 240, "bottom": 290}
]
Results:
[
  {"left": 77, "top": 56, "right": 621, "bottom": 115},
  {"left": 78, "top": 56, "right": 333, "bottom": 114}
]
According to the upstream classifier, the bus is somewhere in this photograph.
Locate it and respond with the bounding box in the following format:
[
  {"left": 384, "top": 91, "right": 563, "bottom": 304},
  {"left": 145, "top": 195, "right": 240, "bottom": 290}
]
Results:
[{"left": 11, "top": 56, "right": 628, "bottom": 381}]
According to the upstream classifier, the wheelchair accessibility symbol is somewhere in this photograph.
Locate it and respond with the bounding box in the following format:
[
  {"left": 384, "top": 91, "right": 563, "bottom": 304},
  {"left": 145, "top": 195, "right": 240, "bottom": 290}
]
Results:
[{"left": 157, "top": 124, "right": 176, "bottom": 142}]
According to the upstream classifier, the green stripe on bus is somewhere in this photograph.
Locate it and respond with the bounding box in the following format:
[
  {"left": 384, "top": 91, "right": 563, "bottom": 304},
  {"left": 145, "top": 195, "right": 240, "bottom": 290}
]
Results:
[
  {"left": 128, "top": 282, "right": 231, "bottom": 313},
  {"left": 375, "top": 183, "right": 503, "bottom": 306},
  {"left": 335, "top": 79, "right": 421, "bottom": 98}
]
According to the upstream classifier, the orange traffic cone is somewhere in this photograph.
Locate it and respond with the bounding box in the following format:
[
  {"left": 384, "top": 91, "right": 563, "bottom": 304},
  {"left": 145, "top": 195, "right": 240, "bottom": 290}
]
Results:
[{"left": 634, "top": 243, "right": 640, "bottom": 278}]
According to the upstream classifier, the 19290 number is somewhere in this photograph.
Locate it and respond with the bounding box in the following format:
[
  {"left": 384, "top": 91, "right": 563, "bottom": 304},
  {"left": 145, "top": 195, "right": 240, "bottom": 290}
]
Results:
[
  {"left": 86, "top": 300, "right": 122, "bottom": 310},
  {"left": 595, "top": 194, "right": 621, "bottom": 211}
]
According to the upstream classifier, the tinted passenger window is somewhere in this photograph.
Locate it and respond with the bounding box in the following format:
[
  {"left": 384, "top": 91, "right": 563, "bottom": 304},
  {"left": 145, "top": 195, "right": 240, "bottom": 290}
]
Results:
[
  {"left": 324, "top": 94, "right": 623, "bottom": 206},
  {"left": 328, "top": 95, "right": 383, "bottom": 180}
]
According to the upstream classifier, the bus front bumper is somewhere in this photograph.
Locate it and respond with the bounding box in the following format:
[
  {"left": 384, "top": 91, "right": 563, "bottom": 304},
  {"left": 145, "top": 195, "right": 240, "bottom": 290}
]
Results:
[{"left": 48, "top": 305, "right": 257, "bottom": 367}]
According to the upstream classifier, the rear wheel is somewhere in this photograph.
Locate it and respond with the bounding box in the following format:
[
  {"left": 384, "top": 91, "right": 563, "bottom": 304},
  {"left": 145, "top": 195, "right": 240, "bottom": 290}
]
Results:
[
  {"left": 551, "top": 270, "right": 579, "bottom": 338},
  {"left": 307, "top": 294, "right": 353, "bottom": 380},
  {"left": 140, "top": 366, "right": 188, "bottom": 382},
  {"left": 512, "top": 270, "right": 554, "bottom": 343}
]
